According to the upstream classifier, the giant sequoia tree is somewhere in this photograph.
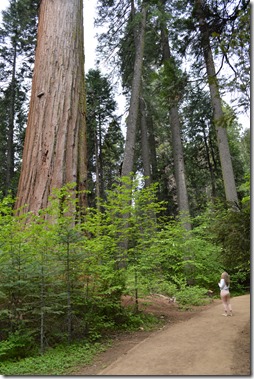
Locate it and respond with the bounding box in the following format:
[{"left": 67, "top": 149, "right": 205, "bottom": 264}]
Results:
[{"left": 15, "top": 0, "right": 87, "bottom": 213}]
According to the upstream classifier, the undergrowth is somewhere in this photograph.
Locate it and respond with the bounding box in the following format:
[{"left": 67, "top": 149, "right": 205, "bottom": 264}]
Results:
[
  {"left": 0, "top": 310, "right": 159, "bottom": 375},
  {"left": 0, "top": 342, "right": 107, "bottom": 375}
]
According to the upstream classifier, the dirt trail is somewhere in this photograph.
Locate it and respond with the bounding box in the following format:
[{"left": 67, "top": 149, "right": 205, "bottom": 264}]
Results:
[{"left": 97, "top": 294, "right": 250, "bottom": 376}]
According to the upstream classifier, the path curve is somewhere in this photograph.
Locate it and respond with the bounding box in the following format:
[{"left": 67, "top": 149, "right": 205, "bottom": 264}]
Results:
[{"left": 98, "top": 294, "right": 250, "bottom": 376}]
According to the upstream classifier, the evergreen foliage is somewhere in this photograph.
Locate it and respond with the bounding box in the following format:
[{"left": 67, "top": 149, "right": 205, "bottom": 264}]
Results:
[
  {"left": 0, "top": 176, "right": 250, "bottom": 365},
  {"left": 0, "top": 0, "right": 38, "bottom": 196},
  {"left": 86, "top": 68, "right": 124, "bottom": 207}
]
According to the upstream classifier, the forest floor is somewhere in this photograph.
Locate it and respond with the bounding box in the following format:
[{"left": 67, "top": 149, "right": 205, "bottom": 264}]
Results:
[{"left": 72, "top": 294, "right": 250, "bottom": 376}]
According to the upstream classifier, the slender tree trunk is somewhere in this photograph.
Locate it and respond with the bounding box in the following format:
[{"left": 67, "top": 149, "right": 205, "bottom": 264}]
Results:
[
  {"left": 195, "top": 0, "right": 239, "bottom": 207},
  {"left": 169, "top": 106, "right": 191, "bottom": 229},
  {"left": 98, "top": 116, "right": 105, "bottom": 202},
  {"left": 139, "top": 93, "right": 152, "bottom": 187},
  {"left": 201, "top": 122, "right": 216, "bottom": 199},
  {"left": 160, "top": 2, "right": 193, "bottom": 283},
  {"left": 66, "top": 240, "right": 72, "bottom": 344},
  {"left": 6, "top": 40, "right": 17, "bottom": 193},
  {"left": 117, "top": 3, "right": 147, "bottom": 269},
  {"left": 209, "top": 130, "right": 218, "bottom": 172},
  {"left": 40, "top": 262, "right": 45, "bottom": 355},
  {"left": 121, "top": 5, "right": 147, "bottom": 177},
  {"left": 161, "top": 24, "right": 191, "bottom": 230},
  {"left": 15, "top": 0, "right": 87, "bottom": 213},
  {"left": 147, "top": 108, "right": 158, "bottom": 182},
  {"left": 95, "top": 132, "right": 100, "bottom": 210}
]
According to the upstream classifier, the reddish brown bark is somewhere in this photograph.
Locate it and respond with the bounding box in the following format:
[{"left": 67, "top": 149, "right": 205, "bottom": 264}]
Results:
[{"left": 15, "top": 0, "right": 87, "bottom": 213}]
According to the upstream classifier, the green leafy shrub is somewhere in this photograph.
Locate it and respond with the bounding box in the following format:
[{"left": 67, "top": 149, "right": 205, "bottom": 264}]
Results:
[
  {"left": 229, "top": 269, "right": 250, "bottom": 295},
  {"left": 175, "top": 286, "right": 211, "bottom": 309},
  {"left": 0, "top": 329, "right": 34, "bottom": 360},
  {"left": 196, "top": 185, "right": 250, "bottom": 290},
  {"left": 0, "top": 177, "right": 249, "bottom": 360}
]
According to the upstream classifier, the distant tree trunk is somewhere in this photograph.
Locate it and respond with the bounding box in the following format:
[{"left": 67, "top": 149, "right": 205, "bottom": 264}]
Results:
[
  {"left": 161, "top": 25, "right": 191, "bottom": 230},
  {"left": 121, "top": 5, "right": 147, "bottom": 177},
  {"left": 195, "top": 0, "right": 239, "bottom": 207},
  {"left": 15, "top": 0, "right": 87, "bottom": 213},
  {"left": 147, "top": 108, "right": 158, "bottom": 182},
  {"left": 98, "top": 115, "right": 105, "bottom": 203},
  {"left": 139, "top": 93, "right": 152, "bottom": 187},
  {"left": 66, "top": 240, "right": 72, "bottom": 344},
  {"left": 95, "top": 134, "right": 100, "bottom": 210},
  {"left": 40, "top": 261, "right": 45, "bottom": 354},
  {"left": 118, "top": 3, "right": 147, "bottom": 269},
  {"left": 201, "top": 121, "right": 216, "bottom": 199},
  {"left": 95, "top": 115, "right": 104, "bottom": 211},
  {"left": 169, "top": 106, "right": 191, "bottom": 230},
  {"left": 6, "top": 40, "right": 17, "bottom": 193}
]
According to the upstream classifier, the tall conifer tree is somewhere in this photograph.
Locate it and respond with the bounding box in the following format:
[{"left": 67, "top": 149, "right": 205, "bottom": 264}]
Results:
[{"left": 15, "top": 0, "right": 87, "bottom": 213}]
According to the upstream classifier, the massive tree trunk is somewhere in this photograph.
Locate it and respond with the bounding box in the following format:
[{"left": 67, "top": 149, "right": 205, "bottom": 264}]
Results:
[
  {"left": 121, "top": 5, "right": 147, "bottom": 177},
  {"left": 15, "top": 0, "right": 87, "bottom": 213},
  {"left": 194, "top": 0, "right": 239, "bottom": 207}
]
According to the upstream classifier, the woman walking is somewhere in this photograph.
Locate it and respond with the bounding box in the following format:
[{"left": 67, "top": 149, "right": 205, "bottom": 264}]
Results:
[{"left": 218, "top": 272, "right": 233, "bottom": 316}]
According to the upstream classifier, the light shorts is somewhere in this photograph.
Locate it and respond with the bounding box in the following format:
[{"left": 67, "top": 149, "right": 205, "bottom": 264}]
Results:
[{"left": 220, "top": 289, "right": 230, "bottom": 296}]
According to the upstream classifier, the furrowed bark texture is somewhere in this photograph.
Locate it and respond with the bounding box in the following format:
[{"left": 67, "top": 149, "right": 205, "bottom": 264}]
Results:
[{"left": 15, "top": 0, "right": 87, "bottom": 213}]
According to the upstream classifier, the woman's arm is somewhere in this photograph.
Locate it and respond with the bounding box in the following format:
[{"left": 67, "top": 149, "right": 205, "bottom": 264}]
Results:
[{"left": 218, "top": 278, "right": 225, "bottom": 289}]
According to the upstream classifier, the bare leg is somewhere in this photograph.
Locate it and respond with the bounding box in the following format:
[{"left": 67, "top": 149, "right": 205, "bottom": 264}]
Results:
[
  {"left": 226, "top": 294, "right": 232, "bottom": 315},
  {"left": 221, "top": 293, "right": 228, "bottom": 315},
  {"left": 220, "top": 291, "right": 232, "bottom": 316}
]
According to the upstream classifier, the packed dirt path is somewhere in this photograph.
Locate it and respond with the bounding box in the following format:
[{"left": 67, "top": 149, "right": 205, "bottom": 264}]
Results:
[{"left": 98, "top": 294, "right": 250, "bottom": 376}]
